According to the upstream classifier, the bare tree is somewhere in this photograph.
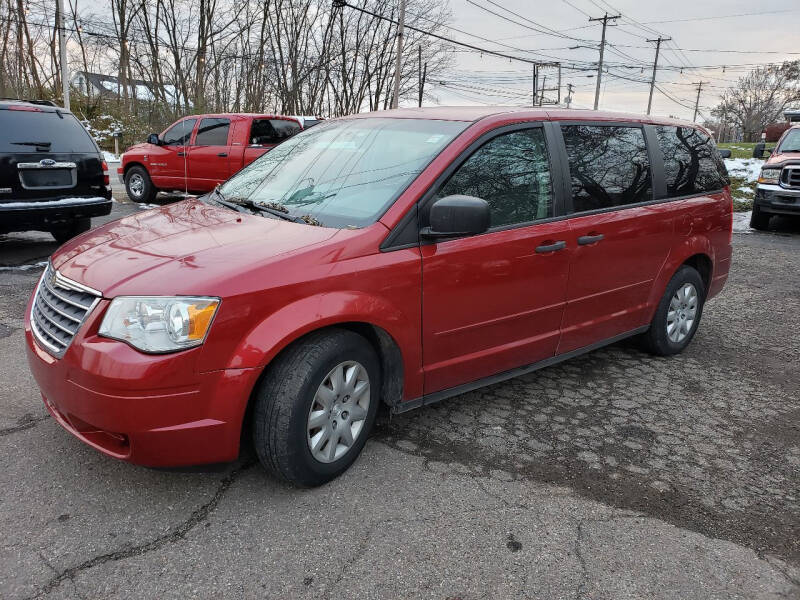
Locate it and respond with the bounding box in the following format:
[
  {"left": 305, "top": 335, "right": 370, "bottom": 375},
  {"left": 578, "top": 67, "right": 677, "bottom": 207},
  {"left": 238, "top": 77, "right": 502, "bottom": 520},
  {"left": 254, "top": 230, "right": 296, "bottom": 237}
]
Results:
[{"left": 712, "top": 62, "right": 800, "bottom": 141}]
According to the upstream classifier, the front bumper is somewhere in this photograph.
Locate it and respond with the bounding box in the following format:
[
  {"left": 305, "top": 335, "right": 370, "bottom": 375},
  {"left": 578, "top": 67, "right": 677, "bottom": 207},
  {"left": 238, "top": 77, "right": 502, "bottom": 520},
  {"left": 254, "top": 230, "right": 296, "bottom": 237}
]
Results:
[
  {"left": 24, "top": 294, "right": 261, "bottom": 467},
  {"left": 754, "top": 184, "right": 800, "bottom": 216}
]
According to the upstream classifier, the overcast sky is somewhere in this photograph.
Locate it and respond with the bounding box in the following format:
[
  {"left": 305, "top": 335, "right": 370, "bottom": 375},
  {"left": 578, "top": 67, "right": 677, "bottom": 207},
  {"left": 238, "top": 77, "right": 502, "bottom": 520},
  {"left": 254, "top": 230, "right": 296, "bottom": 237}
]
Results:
[{"left": 420, "top": 0, "right": 800, "bottom": 121}]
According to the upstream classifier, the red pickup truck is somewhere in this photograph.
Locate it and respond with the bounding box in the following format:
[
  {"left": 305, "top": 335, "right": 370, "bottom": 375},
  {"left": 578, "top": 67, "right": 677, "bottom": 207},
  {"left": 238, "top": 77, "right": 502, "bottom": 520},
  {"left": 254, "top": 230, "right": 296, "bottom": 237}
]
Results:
[{"left": 118, "top": 113, "right": 302, "bottom": 203}]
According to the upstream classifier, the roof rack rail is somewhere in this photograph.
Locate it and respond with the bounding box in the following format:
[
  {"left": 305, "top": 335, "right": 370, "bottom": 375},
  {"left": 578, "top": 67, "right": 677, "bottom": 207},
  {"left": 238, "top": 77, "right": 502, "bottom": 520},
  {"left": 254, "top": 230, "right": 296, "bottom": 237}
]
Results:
[{"left": 0, "top": 98, "right": 58, "bottom": 106}]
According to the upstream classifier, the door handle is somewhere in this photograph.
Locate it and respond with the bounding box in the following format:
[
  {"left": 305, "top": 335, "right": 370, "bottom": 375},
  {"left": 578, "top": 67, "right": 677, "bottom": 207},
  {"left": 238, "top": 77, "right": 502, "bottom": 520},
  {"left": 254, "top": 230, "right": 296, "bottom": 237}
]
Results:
[
  {"left": 177, "top": 151, "right": 186, "bottom": 157},
  {"left": 217, "top": 152, "right": 228, "bottom": 157},
  {"left": 577, "top": 233, "right": 604, "bottom": 245},
  {"left": 535, "top": 240, "right": 566, "bottom": 253}
]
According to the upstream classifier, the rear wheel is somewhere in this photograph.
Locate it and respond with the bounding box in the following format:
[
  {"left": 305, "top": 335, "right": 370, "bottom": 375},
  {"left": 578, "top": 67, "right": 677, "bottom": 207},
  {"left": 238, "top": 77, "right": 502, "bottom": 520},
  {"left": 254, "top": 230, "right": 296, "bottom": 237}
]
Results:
[
  {"left": 642, "top": 265, "right": 706, "bottom": 356},
  {"left": 125, "top": 165, "right": 157, "bottom": 203},
  {"left": 749, "top": 204, "right": 771, "bottom": 230},
  {"left": 252, "top": 329, "right": 381, "bottom": 487},
  {"left": 50, "top": 217, "right": 90, "bottom": 245}
]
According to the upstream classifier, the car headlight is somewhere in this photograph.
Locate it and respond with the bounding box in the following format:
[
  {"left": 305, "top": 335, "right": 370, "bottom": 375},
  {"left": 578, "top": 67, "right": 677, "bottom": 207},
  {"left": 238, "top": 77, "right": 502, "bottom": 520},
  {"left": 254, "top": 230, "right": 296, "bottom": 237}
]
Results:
[
  {"left": 758, "top": 168, "right": 781, "bottom": 184},
  {"left": 99, "top": 296, "right": 220, "bottom": 353}
]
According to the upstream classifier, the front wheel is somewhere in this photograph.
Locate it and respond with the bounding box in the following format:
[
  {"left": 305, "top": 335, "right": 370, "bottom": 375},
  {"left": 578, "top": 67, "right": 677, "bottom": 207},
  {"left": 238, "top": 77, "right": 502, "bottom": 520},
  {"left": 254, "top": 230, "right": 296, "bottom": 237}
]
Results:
[
  {"left": 252, "top": 329, "right": 381, "bottom": 487},
  {"left": 125, "top": 165, "right": 157, "bottom": 204},
  {"left": 642, "top": 265, "right": 706, "bottom": 356},
  {"left": 749, "top": 204, "right": 771, "bottom": 230}
]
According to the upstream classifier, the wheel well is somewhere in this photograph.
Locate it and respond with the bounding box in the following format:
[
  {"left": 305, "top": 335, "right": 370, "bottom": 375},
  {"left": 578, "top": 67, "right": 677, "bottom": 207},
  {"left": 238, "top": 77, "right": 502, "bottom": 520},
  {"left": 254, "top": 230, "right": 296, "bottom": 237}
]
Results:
[
  {"left": 123, "top": 162, "right": 145, "bottom": 178},
  {"left": 238, "top": 322, "right": 404, "bottom": 449},
  {"left": 682, "top": 253, "right": 712, "bottom": 291}
]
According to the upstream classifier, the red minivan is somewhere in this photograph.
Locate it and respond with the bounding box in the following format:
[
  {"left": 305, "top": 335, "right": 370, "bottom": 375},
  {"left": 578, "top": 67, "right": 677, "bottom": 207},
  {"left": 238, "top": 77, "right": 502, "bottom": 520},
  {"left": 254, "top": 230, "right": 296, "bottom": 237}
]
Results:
[{"left": 25, "top": 107, "right": 732, "bottom": 486}]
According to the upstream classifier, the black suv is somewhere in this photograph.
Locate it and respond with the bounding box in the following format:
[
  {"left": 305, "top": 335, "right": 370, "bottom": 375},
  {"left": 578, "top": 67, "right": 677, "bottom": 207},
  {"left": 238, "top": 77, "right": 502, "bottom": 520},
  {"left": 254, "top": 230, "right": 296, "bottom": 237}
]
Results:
[{"left": 0, "top": 99, "right": 112, "bottom": 243}]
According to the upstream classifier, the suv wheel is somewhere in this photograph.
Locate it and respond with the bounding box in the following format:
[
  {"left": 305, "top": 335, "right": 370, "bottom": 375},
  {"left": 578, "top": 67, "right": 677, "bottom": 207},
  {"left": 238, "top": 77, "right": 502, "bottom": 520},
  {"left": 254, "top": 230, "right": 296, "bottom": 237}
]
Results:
[
  {"left": 125, "top": 166, "right": 157, "bottom": 203},
  {"left": 642, "top": 265, "right": 706, "bottom": 356},
  {"left": 50, "top": 218, "right": 90, "bottom": 245},
  {"left": 252, "top": 329, "right": 381, "bottom": 487},
  {"left": 749, "top": 205, "right": 770, "bottom": 230}
]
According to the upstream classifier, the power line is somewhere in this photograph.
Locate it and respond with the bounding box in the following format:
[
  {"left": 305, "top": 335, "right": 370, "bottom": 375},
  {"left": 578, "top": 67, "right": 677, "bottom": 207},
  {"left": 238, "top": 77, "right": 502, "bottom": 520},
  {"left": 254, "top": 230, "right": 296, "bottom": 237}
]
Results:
[{"left": 589, "top": 12, "right": 620, "bottom": 109}]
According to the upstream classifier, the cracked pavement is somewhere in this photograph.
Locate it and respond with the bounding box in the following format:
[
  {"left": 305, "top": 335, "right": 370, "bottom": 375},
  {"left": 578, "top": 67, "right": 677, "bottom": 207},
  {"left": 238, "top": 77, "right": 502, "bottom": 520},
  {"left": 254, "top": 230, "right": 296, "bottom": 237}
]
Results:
[{"left": 1, "top": 206, "right": 799, "bottom": 599}]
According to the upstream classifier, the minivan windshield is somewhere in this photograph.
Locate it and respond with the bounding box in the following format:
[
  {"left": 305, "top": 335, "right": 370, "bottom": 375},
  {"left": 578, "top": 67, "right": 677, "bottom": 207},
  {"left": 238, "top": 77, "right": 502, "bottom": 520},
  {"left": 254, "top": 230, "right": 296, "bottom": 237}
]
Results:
[
  {"left": 0, "top": 109, "right": 98, "bottom": 153},
  {"left": 778, "top": 128, "right": 800, "bottom": 153},
  {"left": 218, "top": 117, "right": 468, "bottom": 228}
]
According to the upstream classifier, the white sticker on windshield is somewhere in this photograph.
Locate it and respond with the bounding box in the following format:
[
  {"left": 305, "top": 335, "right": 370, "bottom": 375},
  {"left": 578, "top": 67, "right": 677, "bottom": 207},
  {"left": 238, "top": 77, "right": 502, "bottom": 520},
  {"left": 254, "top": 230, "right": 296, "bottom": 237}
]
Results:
[{"left": 425, "top": 134, "right": 445, "bottom": 144}]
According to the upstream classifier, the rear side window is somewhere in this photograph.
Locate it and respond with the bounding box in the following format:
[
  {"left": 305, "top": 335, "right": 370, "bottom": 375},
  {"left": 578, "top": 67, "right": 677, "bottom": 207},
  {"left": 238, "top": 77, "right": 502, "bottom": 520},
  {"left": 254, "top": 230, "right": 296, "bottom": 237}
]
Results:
[
  {"left": 435, "top": 128, "right": 553, "bottom": 228},
  {"left": 162, "top": 119, "right": 196, "bottom": 146},
  {"left": 562, "top": 125, "right": 652, "bottom": 212},
  {"left": 194, "top": 118, "right": 230, "bottom": 146},
  {"left": 0, "top": 110, "right": 97, "bottom": 153},
  {"left": 655, "top": 126, "right": 728, "bottom": 196},
  {"left": 249, "top": 119, "right": 301, "bottom": 145}
]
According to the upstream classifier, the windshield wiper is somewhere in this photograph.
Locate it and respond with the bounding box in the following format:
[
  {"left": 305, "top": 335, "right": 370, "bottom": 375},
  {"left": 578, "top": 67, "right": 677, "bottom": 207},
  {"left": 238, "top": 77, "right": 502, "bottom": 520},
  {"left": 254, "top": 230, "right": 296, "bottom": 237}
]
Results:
[
  {"left": 236, "top": 198, "right": 312, "bottom": 224},
  {"left": 206, "top": 187, "right": 249, "bottom": 213}
]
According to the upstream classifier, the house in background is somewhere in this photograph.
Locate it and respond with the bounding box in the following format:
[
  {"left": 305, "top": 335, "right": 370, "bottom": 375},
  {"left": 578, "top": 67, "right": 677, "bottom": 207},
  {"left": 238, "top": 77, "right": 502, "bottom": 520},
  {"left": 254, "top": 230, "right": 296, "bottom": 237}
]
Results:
[{"left": 69, "top": 71, "right": 188, "bottom": 107}]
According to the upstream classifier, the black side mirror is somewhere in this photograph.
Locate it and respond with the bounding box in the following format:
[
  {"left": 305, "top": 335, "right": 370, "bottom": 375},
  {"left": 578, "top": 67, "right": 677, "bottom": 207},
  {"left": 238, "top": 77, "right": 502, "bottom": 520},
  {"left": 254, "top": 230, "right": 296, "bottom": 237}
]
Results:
[
  {"left": 147, "top": 133, "right": 161, "bottom": 146},
  {"left": 422, "top": 195, "right": 490, "bottom": 239},
  {"left": 718, "top": 149, "right": 731, "bottom": 159},
  {"left": 753, "top": 142, "right": 765, "bottom": 159}
]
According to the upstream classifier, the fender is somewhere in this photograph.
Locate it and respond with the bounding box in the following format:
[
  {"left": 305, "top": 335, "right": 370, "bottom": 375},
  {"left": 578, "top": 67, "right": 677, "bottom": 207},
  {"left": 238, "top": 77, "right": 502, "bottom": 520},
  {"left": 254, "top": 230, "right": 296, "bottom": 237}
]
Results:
[
  {"left": 222, "top": 290, "right": 423, "bottom": 400},
  {"left": 644, "top": 234, "right": 715, "bottom": 322}
]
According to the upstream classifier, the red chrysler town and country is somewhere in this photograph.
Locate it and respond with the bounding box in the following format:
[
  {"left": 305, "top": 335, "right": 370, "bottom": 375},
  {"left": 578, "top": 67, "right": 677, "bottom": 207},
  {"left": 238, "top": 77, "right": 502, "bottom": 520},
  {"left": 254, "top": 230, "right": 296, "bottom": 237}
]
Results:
[{"left": 25, "top": 107, "right": 732, "bottom": 486}]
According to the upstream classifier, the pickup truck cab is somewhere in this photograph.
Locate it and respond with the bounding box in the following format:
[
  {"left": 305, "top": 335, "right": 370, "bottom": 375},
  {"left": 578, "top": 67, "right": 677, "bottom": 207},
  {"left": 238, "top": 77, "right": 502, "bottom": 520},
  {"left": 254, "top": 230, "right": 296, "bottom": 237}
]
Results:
[
  {"left": 27, "top": 107, "right": 732, "bottom": 487},
  {"left": 119, "top": 113, "right": 301, "bottom": 203},
  {"left": 0, "top": 99, "right": 112, "bottom": 242},
  {"left": 751, "top": 124, "right": 800, "bottom": 229}
]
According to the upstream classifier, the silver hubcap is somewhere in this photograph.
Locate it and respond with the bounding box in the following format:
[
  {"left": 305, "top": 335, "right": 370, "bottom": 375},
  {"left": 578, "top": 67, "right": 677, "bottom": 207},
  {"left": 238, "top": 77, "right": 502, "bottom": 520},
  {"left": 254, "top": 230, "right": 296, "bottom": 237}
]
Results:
[
  {"left": 128, "top": 174, "right": 144, "bottom": 197},
  {"left": 666, "top": 282, "right": 698, "bottom": 343},
  {"left": 307, "top": 361, "right": 370, "bottom": 464}
]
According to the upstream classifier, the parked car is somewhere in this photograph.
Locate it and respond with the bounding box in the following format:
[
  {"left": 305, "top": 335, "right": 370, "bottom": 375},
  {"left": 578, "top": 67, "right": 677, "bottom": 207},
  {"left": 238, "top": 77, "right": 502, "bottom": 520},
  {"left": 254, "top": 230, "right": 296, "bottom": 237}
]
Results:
[
  {"left": 0, "top": 99, "right": 112, "bottom": 243},
  {"left": 751, "top": 124, "right": 800, "bottom": 229},
  {"left": 118, "top": 113, "right": 302, "bottom": 202},
  {"left": 26, "top": 107, "right": 732, "bottom": 487},
  {"left": 291, "top": 115, "right": 324, "bottom": 129}
]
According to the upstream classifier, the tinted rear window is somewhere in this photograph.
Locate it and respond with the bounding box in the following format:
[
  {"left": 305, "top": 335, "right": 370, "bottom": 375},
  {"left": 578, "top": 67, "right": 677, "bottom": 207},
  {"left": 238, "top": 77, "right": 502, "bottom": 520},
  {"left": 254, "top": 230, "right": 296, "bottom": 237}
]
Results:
[
  {"left": 249, "top": 119, "right": 301, "bottom": 145},
  {"left": 562, "top": 125, "right": 652, "bottom": 212},
  {"left": 0, "top": 110, "right": 97, "bottom": 153},
  {"left": 655, "top": 126, "right": 729, "bottom": 196}
]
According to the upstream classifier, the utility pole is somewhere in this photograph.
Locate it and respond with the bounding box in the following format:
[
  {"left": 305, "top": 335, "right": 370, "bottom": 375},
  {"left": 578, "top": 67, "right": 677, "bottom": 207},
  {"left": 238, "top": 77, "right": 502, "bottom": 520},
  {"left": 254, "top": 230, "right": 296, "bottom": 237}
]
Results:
[
  {"left": 589, "top": 13, "right": 619, "bottom": 110},
  {"left": 565, "top": 83, "right": 574, "bottom": 108},
  {"left": 532, "top": 63, "right": 538, "bottom": 107},
  {"left": 692, "top": 81, "right": 707, "bottom": 122},
  {"left": 539, "top": 76, "right": 547, "bottom": 106},
  {"left": 391, "top": 0, "right": 406, "bottom": 109},
  {"left": 417, "top": 45, "right": 427, "bottom": 107},
  {"left": 57, "top": 0, "right": 70, "bottom": 110},
  {"left": 646, "top": 36, "right": 670, "bottom": 115}
]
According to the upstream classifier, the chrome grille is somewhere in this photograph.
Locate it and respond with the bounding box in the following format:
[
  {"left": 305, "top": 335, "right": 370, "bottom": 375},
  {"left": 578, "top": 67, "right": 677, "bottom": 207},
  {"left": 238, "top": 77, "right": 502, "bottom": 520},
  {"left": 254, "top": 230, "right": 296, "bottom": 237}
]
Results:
[
  {"left": 31, "top": 265, "right": 101, "bottom": 357},
  {"left": 782, "top": 166, "right": 800, "bottom": 189}
]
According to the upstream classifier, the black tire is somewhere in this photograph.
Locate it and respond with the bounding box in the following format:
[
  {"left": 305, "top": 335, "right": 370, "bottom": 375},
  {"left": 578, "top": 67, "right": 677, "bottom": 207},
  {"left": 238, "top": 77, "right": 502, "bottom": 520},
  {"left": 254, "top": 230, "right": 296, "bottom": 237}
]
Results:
[
  {"left": 50, "top": 217, "right": 90, "bottom": 245},
  {"left": 749, "top": 204, "right": 771, "bottom": 230},
  {"left": 252, "top": 328, "right": 381, "bottom": 487},
  {"left": 125, "top": 165, "right": 158, "bottom": 203},
  {"left": 641, "top": 265, "right": 706, "bottom": 356}
]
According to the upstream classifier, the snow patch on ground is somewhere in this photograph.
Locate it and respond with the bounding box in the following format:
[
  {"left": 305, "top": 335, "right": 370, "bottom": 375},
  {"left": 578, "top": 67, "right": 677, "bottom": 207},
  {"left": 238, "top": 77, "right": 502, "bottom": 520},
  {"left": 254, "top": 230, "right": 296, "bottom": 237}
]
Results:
[
  {"left": 0, "top": 260, "right": 48, "bottom": 272},
  {"left": 0, "top": 197, "right": 108, "bottom": 209},
  {"left": 103, "top": 151, "right": 120, "bottom": 163},
  {"left": 725, "top": 158, "right": 763, "bottom": 183},
  {"left": 732, "top": 211, "right": 754, "bottom": 233},
  {"left": 137, "top": 203, "right": 160, "bottom": 209},
  {"left": 736, "top": 186, "right": 755, "bottom": 196}
]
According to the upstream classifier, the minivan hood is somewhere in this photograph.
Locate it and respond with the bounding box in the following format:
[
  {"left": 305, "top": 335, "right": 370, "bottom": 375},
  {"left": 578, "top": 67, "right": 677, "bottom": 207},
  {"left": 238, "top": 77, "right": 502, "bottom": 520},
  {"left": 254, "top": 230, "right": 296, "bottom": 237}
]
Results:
[{"left": 52, "top": 199, "right": 338, "bottom": 296}]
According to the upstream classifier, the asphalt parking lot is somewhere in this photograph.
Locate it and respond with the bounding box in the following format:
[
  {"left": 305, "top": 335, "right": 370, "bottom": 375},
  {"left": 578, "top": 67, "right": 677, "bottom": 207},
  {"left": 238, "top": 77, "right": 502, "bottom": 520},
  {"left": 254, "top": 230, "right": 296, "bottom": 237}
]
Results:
[{"left": 1, "top": 204, "right": 798, "bottom": 599}]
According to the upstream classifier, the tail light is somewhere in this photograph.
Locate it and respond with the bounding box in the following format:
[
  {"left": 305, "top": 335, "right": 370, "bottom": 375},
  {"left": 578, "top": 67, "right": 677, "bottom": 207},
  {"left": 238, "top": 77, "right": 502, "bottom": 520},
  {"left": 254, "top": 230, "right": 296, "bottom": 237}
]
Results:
[{"left": 101, "top": 160, "right": 110, "bottom": 186}]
